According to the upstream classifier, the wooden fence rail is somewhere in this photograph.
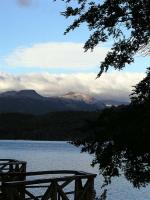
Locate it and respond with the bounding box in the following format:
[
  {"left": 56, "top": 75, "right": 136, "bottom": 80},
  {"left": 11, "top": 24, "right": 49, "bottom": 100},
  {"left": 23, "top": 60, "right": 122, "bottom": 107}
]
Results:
[
  {"left": 2, "top": 170, "right": 97, "bottom": 200},
  {"left": 0, "top": 159, "right": 27, "bottom": 199},
  {"left": 0, "top": 159, "right": 26, "bottom": 174}
]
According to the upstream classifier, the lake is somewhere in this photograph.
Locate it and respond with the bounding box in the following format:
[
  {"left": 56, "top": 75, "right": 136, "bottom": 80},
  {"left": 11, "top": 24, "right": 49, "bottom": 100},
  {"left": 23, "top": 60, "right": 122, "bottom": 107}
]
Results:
[{"left": 0, "top": 140, "right": 150, "bottom": 200}]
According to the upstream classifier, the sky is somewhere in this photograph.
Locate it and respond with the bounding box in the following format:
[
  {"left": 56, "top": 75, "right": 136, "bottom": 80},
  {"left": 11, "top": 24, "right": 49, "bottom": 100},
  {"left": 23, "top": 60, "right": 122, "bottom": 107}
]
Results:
[{"left": 0, "top": 0, "right": 149, "bottom": 101}]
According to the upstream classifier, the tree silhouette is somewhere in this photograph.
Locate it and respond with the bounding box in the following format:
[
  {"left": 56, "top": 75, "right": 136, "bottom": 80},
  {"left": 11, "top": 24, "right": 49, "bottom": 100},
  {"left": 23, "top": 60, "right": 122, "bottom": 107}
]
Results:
[
  {"left": 58, "top": 0, "right": 150, "bottom": 76},
  {"left": 57, "top": 1, "right": 150, "bottom": 198},
  {"left": 69, "top": 75, "right": 150, "bottom": 198},
  {"left": 131, "top": 67, "right": 150, "bottom": 105},
  {"left": 71, "top": 103, "right": 150, "bottom": 199}
]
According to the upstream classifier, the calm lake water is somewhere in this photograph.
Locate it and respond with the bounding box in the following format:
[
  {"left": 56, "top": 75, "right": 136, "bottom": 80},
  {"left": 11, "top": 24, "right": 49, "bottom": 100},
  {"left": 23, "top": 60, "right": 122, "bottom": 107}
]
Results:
[{"left": 0, "top": 140, "right": 150, "bottom": 200}]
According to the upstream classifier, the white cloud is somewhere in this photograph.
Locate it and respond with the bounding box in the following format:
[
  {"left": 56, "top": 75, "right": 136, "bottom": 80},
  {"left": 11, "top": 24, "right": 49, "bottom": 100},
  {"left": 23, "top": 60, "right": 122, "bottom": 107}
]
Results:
[
  {"left": 0, "top": 72, "right": 145, "bottom": 101},
  {"left": 5, "top": 42, "right": 108, "bottom": 68}
]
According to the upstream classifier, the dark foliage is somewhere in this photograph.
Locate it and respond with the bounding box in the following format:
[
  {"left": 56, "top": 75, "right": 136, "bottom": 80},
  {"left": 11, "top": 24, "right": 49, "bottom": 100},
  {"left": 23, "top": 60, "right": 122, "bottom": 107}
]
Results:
[
  {"left": 57, "top": 0, "right": 150, "bottom": 76},
  {"left": 56, "top": 1, "right": 150, "bottom": 198},
  {"left": 0, "top": 111, "right": 99, "bottom": 140},
  {"left": 131, "top": 67, "right": 150, "bottom": 105},
  {"left": 71, "top": 103, "right": 150, "bottom": 198}
]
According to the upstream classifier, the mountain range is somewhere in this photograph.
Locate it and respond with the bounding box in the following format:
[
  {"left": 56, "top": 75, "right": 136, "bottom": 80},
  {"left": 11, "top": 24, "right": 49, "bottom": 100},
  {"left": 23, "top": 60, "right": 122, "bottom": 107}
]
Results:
[{"left": 0, "top": 90, "right": 128, "bottom": 115}]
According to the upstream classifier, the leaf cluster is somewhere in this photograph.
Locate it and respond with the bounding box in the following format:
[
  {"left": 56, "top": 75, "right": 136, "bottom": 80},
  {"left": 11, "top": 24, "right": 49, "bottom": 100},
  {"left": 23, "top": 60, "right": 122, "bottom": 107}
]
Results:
[
  {"left": 72, "top": 103, "right": 150, "bottom": 191},
  {"left": 57, "top": 0, "right": 150, "bottom": 76},
  {"left": 131, "top": 67, "right": 150, "bottom": 105}
]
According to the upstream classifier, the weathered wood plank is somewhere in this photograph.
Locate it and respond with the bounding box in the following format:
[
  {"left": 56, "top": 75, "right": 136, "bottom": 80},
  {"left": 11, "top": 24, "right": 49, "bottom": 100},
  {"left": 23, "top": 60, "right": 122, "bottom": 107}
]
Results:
[
  {"left": 56, "top": 183, "right": 69, "bottom": 200},
  {"left": 25, "top": 189, "right": 39, "bottom": 200},
  {"left": 4, "top": 174, "right": 96, "bottom": 187},
  {"left": 60, "top": 178, "right": 74, "bottom": 188},
  {"left": 41, "top": 183, "right": 53, "bottom": 200}
]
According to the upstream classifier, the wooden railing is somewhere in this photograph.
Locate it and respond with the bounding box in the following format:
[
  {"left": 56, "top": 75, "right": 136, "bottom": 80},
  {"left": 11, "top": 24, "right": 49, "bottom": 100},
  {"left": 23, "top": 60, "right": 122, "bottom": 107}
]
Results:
[
  {"left": 2, "top": 170, "right": 97, "bottom": 200},
  {"left": 0, "top": 159, "right": 26, "bottom": 174},
  {"left": 0, "top": 159, "right": 27, "bottom": 199}
]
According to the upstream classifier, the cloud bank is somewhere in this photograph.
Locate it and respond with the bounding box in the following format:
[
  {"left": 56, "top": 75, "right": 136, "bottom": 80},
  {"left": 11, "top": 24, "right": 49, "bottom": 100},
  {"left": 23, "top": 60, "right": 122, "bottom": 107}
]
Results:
[
  {"left": 0, "top": 72, "right": 145, "bottom": 101},
  {"left": 5, "top": 42, "right": 108, "bottom": 68}
]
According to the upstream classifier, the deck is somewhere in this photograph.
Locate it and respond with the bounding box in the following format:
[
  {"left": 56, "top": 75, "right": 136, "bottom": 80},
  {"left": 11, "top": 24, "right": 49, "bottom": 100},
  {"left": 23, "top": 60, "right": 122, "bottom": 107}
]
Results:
[{"left": 0, "top": 159, "right": 97, "bottom": 200}]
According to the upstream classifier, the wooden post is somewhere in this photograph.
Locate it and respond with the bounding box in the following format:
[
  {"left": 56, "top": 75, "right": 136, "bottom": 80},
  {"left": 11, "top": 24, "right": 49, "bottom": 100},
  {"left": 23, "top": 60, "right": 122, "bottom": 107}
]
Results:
[
  {"left": 74, "top": 178, "right": 83, "bottom": 200},
  {"left": 1, "top": 174, "right": 10, "bottom": 199},
  {"left": 9, "top": 164, "right": 13, "bottom": 173},
  {"left": 1, "top": 161, "right": 27, "bottom": 200},
  {"left": 51, "top": 181, "right": 57, "bottom": 200},
  {"left": 19, "top": 163, "right": 26, "bottom": 200},
  {"left": 2, "top": 183, "right": 16, "bottom": 200},
  {"left": 85, "top": 177, "right": 95, "bottom": 200}
]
